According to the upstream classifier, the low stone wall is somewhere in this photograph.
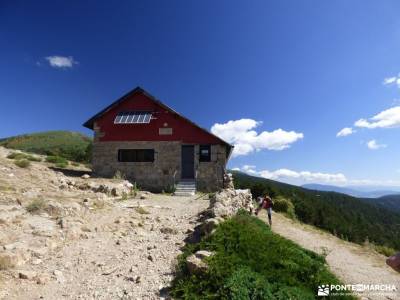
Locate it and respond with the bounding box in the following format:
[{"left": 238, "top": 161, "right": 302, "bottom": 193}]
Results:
[
  {"left": 197, "top": 187, "right": 254, "bottom": 236},
  {"left": 185, "top": 186, "right": 254, "bottom": 272}
]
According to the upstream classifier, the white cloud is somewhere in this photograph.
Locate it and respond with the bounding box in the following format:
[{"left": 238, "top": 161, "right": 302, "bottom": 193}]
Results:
[
  {"left": 383, "top": 76, "right": 398, "bottom": 85},
  {"left": 45, "top": 55, "right": 78, "bottom": 68},
  {"left": 237, "top": 166, "right": 347, "bottom": 185},
  {"left": 336, "top": 127, "right": 355, "bottom": 137},
  {"left": 236, "top": 166, "right": 400, "bottom": 187},
  {"left": 383, "top": 75, "right": 400, "bottom": 88},
  {"left": 354, "top": 106, "right": 400, "bottom": 129},
  {"left": 211, "top": 119, "right": 304, "bottom": 157},
  {"left": 366, "top": 139, "right": 387, "bottom": 150}
]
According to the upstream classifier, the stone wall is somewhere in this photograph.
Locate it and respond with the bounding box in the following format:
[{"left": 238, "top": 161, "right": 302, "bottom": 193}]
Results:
[{"left": 92, "top": 141, "right": 228, "bottom": 192}]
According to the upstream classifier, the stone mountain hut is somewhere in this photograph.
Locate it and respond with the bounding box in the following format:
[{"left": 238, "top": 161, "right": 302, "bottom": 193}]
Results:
[{"left": 83, "top": 87, "right": 233, "bottom": 194}]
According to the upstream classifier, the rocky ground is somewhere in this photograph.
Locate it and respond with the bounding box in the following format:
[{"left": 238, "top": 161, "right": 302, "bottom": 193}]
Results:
[{"left": 0, "top": 147, "right": 209, "bottom": 299}]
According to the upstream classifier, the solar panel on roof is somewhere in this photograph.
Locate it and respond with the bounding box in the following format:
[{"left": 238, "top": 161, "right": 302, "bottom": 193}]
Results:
[{"left": 114, "top": 112, "right": 152, "bottom": 124}]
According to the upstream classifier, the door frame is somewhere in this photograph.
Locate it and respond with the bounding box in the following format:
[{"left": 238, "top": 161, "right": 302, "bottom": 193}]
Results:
[{"left": 181, "top": 145, "right": 195, "bottom": 179}]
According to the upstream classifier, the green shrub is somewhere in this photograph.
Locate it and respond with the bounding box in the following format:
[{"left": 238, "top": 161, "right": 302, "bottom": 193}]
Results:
[
  {"left": 273, "top": 196, "right": 296, "bottom": 219},
  {"left": 7, "top": 152, "right": 26, "bottom": 160},
  {"left": 14, "top": 159, "right": 30, "bottom": 168},
  {"left": 373, "top": 245, "right": 396, "bottom": 257},
  {"left": 46, "top": 155, "right": 67, "bottom": 164},
  {"left": 134, "top": 207, "right": 150, "bottom": 215},
  {"left": 171, "top": 211, "right": 354, "bottom": 299},
  {"left": 130, "top": 182, "right": 140, "bottom": 197},
  {"left": 7, "top": 152, "right": 40, "bottom": 161},
  {"left": 26, "top": 198, "right": 46, "bottom": 213},
  {"left": 120, "top": 192, "right": 128, "bottom": 201},
  {"left": 224, "top": 267, "right": 274, "bottom": 299},
  {"left": 162, "top": 184, "right": 176, "bottom": 194},
  {"left": 113, "top": 170, "right": 125, "bottom": 180},
  {"left": 55, "top": 162, "right": 68, "bottom": 168}
]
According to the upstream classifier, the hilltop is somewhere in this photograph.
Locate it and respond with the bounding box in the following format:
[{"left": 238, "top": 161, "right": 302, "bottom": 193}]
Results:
[
  {"left": 232, "top": 171, "right": 400, "bottom": 252},
  {"left": 0, "top": 131, "right": 92, "bottom": 163}
]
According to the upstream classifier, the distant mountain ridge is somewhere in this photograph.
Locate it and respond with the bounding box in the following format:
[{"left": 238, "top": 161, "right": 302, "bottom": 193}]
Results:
[
  {"left": 363, "top": 194, "right": 400, "bottom": 213},
  {"left": 302, "top": 183, "right": 400, "bottom": 198}
]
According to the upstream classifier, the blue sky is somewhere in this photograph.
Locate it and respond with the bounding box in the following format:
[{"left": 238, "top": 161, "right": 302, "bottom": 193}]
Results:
[{"left": 1, "top": 1, "right": 400, "bottom": 187}]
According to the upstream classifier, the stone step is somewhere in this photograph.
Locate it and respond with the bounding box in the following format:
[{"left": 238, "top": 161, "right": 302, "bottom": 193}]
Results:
[
  {"left": 174, "top": 191, "right": 195, "bottom": 196},
  {"left": 176, "top": 182, "right": 196, "bottom": 186},
  {"left": 174, "top": 180, "right": 196, "bottom": 196},
  {"left": 176, "top": 185, "right": 196, "bottom": 190}
]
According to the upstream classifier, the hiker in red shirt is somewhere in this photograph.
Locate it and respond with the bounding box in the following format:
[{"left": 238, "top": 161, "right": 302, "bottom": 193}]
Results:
[{"left": 255, "top": 194, "right": 273, "bottom": 226}]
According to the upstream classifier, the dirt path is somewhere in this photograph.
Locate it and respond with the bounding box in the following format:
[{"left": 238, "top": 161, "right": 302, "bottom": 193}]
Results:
[
  {"left": 260, "top": 211, "right": 400, "bottom": 300},
  {"left": 1, "top": 195, "right": 208, "bottom": 300}
]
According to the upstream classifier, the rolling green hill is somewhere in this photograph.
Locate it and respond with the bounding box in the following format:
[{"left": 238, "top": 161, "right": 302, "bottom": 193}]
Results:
[
  {"left": 0, "top": 131, "right": 92, "bottom": 163},
  {"left": 231, "top": 171, "right": 400, "bottom": 251}
]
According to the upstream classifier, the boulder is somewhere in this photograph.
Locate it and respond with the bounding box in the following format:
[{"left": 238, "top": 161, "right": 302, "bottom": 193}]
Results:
[
  {"left": 200, "top": 217, "right": 224, "bottom": 235},
  {"left": 35, "top": 273, "right": 50, "bottom": 285},
  {"left": 0, "top": 249, "right": 31, "bottom": 268},
  {"left": 19, "top": 270, "right": 37, "bottom": 280},
  {"left": 209, "top": 188, "right": 253, "bottom": 218},
  {"left": 53, "top": 269, "right": 65, "bottom": 283},
  {"left": 81, "top": 174, "right": 90, "bottom": 179},
  {"left": 186, "top": 250, "right": 213, "bottom": 274}
]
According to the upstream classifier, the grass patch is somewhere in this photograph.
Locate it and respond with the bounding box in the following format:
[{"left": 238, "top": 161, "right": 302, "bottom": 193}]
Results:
[
  {"left": 92, "top": 200, "right": 105, "bottom": 210},
  {"left": 7, "top": 151, "right": 41, "bottom": 162},
  {"left": 46, "top": 155, "right": 67, "bottom": 164},
  {"left": 162, "top": 184, "right": 176, "bottom": 194},
  {"left": 122, "top": 192, "right": 128, "bottom": 201},
  {"left": 26, "top": 198, "right": 46, "bottom": 213},
  {"left": 372, "top": 244, "right": 396, "bottom": 257},
  {"left": 113, "top": 170, "right": 125, "bottom": 180},
  {"left": 55, "top": 162, "right": 68, "bottom": 168},
  {"left": 14, "top": 159, "right": 31, "bottom": 168},
  {"left": 0, "top": 256, "right": 13, "bottom": 270},
  {"left": 134, "top": 207, "right": 150, "bottom": 215},
  {"left": 171, "top": 211, "right": 354, "bottom": 299},
  {"left": 273, "top": 196, "right": 296, "bottom": 219},
  {"left": 130, "top": 182, "right": 140, "bottom": 197}
]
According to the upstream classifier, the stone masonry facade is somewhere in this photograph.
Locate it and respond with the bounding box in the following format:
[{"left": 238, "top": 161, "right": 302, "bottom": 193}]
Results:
[{"left": 92, "top": 140, "right": 228, "bottom": 192}]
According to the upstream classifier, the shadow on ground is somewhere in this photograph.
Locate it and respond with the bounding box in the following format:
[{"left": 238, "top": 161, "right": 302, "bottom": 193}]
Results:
[{"left": 49, "top": 167, "right": 92, "bottom": 178}]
